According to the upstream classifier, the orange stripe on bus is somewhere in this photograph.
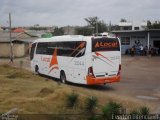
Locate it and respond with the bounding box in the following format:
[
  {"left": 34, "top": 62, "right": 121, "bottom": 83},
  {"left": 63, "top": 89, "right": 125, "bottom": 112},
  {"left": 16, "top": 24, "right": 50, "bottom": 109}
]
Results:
[
  {"left": 70, "top": 42, "right": 85, "bottom": 56},
  {"left": 95, "top": 52, "right": 114, "bottom": 64},
  {"left": 50, "top": 48, "right": 58, "bottom": 68},
  {"left": 49, "top": 48, "right": 59, "bottom": 74},
  {"left": 49, "top": 66, "right": 59, "bottom": 73}
]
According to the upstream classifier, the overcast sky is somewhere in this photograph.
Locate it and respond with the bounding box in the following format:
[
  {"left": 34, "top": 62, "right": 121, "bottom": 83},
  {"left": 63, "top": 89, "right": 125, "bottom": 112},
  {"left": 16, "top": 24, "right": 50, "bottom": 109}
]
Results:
[{"left": 0, "top": 0, "right": 160, "bottom": 27}]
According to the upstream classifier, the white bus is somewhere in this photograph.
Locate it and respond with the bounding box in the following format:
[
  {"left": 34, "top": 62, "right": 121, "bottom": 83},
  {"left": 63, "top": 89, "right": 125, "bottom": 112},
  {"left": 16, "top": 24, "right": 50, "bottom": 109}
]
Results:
[{"left": 30, "top": 35, "right": 121, "bottom": 85}]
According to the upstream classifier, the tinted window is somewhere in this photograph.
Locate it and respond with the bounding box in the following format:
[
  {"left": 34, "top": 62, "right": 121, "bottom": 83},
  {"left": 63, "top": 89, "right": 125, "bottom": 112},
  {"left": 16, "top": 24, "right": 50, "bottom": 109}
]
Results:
[
  {"left": 30, "top": 43, "right": 36, "bottom": 60},
  {"left": 57, "top": 41, "right": 86, "bottom": 57},
  {"left": 36, "top": 42, "right": 48, "bottom": 54},
  {"left": 35, "top": 41, "right": 86, "bottom": 57},
  {"left": 121, "top": 37, "right": 130, "bottom": 45},
  {"left": 92, "top": 38, "right": 120, "bottom": 52},
  {"left": 47, "top": 42, "right": 56, "bottom": 55}
]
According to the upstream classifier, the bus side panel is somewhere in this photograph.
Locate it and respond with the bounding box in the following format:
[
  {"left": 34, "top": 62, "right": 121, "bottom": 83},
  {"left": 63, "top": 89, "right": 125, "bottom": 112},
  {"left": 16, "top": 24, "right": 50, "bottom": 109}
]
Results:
[
  {"left": 57, "top": 53, "right": 87, "bottom": 84},
  {"left": 57, "top": 56, "right": 74, "bottom": 80},
  {"left": 72, "top": 57, "right": 86, "bottom": 84},
  {"left": 84, "top": 38, "right": 92, "bottom": 84}
]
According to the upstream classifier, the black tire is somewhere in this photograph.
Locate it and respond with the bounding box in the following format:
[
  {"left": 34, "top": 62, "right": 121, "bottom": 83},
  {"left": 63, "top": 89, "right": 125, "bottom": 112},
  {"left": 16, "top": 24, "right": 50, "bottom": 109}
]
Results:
[
  {"left": 35, "top": 65, "right": 39, "bottom": 74},
  {"left": 60, "top": 71, "right": 66, "bottom": 84}
]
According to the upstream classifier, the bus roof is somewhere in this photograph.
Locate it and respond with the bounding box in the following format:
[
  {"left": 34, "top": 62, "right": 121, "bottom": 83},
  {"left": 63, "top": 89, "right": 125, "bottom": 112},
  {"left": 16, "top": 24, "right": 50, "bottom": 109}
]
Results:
[
  {"left": 33, "top": 35, "right": 118, "bottom": 43},
  {"left": 33, "top": 35, "right": 85, "bottom": 43}
]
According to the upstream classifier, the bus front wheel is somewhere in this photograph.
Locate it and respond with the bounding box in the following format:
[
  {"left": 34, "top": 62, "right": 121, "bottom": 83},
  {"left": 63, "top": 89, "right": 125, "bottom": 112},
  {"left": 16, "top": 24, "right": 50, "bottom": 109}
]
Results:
[
  {"left": 60, "top": 71, "right": 66, "bottom": 84},
  {"left": 35, "top": 65, "right": 39, "bottom": 74}
]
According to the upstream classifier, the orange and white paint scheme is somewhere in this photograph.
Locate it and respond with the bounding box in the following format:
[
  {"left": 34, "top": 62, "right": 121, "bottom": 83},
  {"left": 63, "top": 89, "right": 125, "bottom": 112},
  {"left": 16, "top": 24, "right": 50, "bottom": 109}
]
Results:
[{"left": 30, "top": 35, "right": 121, "bottom": 85}]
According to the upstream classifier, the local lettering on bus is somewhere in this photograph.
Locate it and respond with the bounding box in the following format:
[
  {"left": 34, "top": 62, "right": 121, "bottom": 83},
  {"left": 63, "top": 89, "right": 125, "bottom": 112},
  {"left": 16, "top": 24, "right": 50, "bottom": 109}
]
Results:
[
  {"left": 95, "top": 41, "right": 118, "bottom": 48},
  {"left": 41, "top": 57, "right": 50, "bottom": 62}
]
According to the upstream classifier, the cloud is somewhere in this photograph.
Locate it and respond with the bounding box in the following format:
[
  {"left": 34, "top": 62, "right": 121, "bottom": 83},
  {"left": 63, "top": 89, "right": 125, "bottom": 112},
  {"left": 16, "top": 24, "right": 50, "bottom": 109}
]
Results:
[{"left": 0, "top": 0, "right": 160, "bottom": 26}]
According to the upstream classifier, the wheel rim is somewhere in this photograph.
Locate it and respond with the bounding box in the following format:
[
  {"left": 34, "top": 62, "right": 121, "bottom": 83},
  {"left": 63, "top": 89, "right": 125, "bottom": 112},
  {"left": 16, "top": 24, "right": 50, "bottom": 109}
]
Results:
[
  {"left": 35, "top": 66, "right": 39, "bottom": 73},
  {"left": 61, "top": 73, "right": 66, "bottom": 83}
]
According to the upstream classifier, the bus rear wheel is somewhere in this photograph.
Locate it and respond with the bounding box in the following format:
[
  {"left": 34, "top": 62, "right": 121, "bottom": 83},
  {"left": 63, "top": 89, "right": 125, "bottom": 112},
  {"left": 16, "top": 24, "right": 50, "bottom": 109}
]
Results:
[{"left": 60, "top": 71, "right": 66, "bottom": 84}]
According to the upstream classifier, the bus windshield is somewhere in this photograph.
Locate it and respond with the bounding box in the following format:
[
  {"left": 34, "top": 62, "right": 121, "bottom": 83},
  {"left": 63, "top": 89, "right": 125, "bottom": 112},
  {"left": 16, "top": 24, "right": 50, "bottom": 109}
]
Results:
[
  {"left": 30, "top": 43, "right": 36, "bottom": 60},
  {"left": 92, "top": 38, "right": 120, "bottom": 52}
]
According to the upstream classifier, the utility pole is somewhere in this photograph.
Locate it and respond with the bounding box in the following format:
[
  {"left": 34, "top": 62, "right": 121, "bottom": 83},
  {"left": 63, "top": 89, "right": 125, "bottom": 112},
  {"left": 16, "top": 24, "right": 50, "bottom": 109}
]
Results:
[
  {"left": 9, "top": 13, "right": 13, "bottom": 63},
  {"left": 67, "top": 25, "right": 69, "bottom": 35},
  {"left": 147, "top": 31, "right": 150, "bottom": 56},
  {"left": 109, "top": 21, "right": 111, "bottom": 32}
]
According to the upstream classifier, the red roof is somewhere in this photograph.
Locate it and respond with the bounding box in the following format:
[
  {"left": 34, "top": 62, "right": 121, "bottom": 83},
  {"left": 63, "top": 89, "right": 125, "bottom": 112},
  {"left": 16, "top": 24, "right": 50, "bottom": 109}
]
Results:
[{"left": 12, "top": 28, "right": 25, "bottom": 33}]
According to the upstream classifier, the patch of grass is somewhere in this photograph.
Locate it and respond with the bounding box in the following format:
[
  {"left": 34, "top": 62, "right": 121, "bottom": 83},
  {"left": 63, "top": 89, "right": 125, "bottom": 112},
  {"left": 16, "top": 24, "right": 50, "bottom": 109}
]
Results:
[
  {"left": 0, "top": 64, "right": 31, "bottom": 79},
  {"left": 0, "top": 64, "right": 16, "bottom": 75},
  {"left": 0, "top": 64, "right": 153, "bottom": 115},
  {"left": 38, "top": 88, "right": 54, "bottom": 97},
  {"left": 6, "top": 70, "right": 31, "bottom": 79},
  {"left": 7, "top": 72, "right": 20, "bottom": 79},
  {"left": 129, "top": 106, "right": 150, "bottom": 120}
]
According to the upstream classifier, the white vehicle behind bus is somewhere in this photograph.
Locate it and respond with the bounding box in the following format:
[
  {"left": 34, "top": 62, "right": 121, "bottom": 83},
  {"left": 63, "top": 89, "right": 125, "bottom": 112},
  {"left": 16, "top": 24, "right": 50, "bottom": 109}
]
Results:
[{"left": 30, "top": 34, "right": 121, "bottom": 85}]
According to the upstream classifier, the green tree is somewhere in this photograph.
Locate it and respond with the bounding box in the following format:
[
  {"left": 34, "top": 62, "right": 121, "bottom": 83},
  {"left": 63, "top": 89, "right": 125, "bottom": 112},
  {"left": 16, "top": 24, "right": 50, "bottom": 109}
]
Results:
[
  {"left": 53, "top": 27, "right": 64, "bottom": 36},
  {"left": 147, "top": 20, "right": 160, "bottom": 29},
  {"left": 76, "top": 26, "right": 94, "bottom": 36},
  {"left": 85, "top": 16, "right": 108, "bottom": 33},
  {"left": 111, "top": 25, "right": 120, "bottom": 31},
  {"left": 120, "top": 18, "right": 127, "bottom": 22},
  {"left": 76, "top": 16, "right": 108, "bottom": 35}
]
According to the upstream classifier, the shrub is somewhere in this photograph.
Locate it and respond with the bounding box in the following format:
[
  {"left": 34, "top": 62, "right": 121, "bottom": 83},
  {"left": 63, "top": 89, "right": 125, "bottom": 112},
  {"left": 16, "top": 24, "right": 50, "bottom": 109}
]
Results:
[
  {"left": 85, "top": 96, "right": 98, "bottom": 113},
  {"left": 139, "top": 106, "right": 150, "bottom": 115},
  {"left": 129, "top": 106, "right": 150, "bottom": 120},
  {"left": 102, "top": 101, "right": 123, "bottom": 120},
  {"left": 87, "top": 116, "right": 99, "bottom": 120},
  {"left": 19, "top": 60, "right": 23, "bottom": 68},
  {"left": 130, "top": 110, "right": 140, "bottom": 120},
  {"left": 66, "top": 92, "right": 79, "bottom": 108}
]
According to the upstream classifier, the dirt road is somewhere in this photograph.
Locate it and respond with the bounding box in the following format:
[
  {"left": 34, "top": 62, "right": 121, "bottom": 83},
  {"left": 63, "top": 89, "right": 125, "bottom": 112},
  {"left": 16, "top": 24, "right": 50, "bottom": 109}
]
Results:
[
  {"left": 0, "top": 56, "right": 160, "bottom": 113},
  {"left": 112, "top": 56, "right": 160, "bottom": 113}
]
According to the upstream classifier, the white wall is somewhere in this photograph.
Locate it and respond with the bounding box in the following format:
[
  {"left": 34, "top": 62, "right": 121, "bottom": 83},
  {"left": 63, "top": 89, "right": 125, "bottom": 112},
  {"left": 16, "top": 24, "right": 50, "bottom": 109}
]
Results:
[{"left": 0, "top": 43, "right": 25, "bottom": 58}]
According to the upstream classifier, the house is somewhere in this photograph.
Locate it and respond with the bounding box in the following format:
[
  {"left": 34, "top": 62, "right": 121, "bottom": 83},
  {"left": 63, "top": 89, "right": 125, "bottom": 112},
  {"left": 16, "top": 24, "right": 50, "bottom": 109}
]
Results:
[
  {"left": 112, "top": 29, "right": 160, "bottom": 54},
  {"left": 12, "top": 28, "right": 25, "bottom": 33},
  {"left": 0, "top": 31, "right": 38, "bottom": 58},
  {"left": 111, "top": 21, "right": 160, "bottom": 54},
  {"left": 62, "top": 26, "right": 76, "bottom": 35},
  {"left": 119, "top": 21, "right": 133, "bottom": 30}
]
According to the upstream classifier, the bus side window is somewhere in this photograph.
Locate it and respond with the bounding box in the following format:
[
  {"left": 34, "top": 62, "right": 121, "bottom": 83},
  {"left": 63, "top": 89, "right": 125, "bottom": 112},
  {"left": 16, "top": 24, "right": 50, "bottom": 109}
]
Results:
[
  {"left": 72, "top": 41, "right": 86, "bottom": 57},
  {"left": 36, "top": 42, "right": 48, "bottom": 55},
  {"left": 35, "top": 41, "right": 87, "bottom": 57},
  {"left": 47, "top": 42, "right": 56, "bottom": 55}
]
